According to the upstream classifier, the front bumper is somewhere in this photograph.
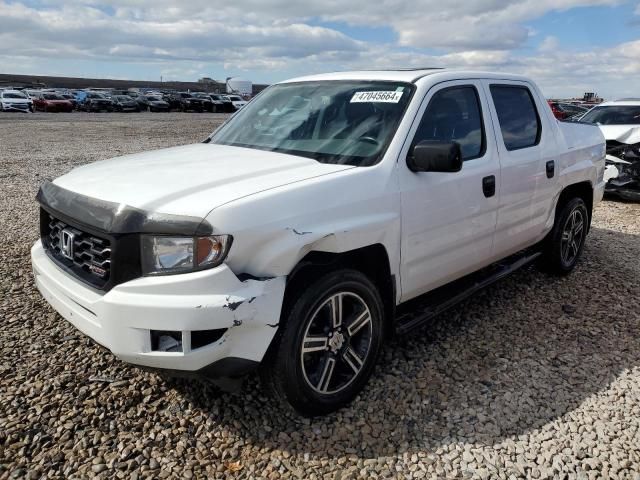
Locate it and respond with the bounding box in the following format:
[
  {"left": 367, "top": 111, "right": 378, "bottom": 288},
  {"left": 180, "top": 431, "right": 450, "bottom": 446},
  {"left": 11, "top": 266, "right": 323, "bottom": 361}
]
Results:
[
  {"left": 31, "top": 240, "right": 285, "bottom": 374},
  {"left": 2, "top": 103, "right": 32, "bottom": 112}
]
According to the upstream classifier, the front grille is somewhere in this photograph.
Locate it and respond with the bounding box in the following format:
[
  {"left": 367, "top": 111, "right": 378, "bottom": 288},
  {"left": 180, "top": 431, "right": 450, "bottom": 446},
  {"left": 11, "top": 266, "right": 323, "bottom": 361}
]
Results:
[{"left": 42, "top": 213, "right": 112, "bottom": 287}]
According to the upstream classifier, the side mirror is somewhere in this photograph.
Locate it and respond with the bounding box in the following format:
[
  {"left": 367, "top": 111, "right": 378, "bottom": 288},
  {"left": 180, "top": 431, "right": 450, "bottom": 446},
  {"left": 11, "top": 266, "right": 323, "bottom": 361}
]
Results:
[{"left": 407, "top": 140, "right": 462, "bottom": 173}]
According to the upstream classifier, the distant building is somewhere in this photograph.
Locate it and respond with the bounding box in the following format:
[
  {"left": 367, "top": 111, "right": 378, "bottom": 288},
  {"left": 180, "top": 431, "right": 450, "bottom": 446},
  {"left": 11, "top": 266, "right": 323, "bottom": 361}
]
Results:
[
  {"left": 582, "top": 92, "right": 603, "bottom": 104},
  {"left": 226, "top": 77, "right": 252, "bottom": 96}
]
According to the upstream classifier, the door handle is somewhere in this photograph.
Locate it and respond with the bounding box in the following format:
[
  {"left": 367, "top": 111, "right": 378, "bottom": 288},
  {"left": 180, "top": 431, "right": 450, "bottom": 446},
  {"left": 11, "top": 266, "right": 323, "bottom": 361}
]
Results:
[
  {"left": 546, "top": 160, "right": 555, "bottom": 178},
  {"left": 482, "top": 175, "right": 496, "bottom": 198}
]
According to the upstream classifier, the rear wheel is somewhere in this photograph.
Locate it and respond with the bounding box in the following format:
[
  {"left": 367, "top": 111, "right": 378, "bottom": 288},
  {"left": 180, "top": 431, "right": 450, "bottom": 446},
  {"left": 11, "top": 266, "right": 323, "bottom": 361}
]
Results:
[
  {"left": 539, "top": 197, "right": 589, "bottom": 275},
  {"left": 261, "top": 269, "right": 384, "bottom": 416}
]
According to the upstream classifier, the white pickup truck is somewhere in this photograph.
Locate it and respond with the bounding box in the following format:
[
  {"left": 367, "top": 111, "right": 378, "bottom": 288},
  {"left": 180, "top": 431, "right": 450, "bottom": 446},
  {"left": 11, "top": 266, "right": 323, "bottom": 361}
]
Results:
[{"left": 32, "top": 69, "right": 605, "bottom": 415}]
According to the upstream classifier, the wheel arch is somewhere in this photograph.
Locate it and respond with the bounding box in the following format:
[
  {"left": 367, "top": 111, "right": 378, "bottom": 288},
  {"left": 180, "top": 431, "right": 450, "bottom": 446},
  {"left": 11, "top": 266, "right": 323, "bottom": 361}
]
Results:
[
  {"left": 556, "top": 181, "right": 594, "bottom": 232},
  {"left": 283, "top": 244, "right": 396, "bottom": 337}
]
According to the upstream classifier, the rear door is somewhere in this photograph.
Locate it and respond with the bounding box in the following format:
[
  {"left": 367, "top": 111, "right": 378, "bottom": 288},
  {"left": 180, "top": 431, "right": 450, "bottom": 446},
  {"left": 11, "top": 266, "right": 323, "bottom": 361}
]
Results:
[
  {"left": 399, "top": 80, "right": 500, "bottom": 301},
  {"left": 482, "top": 81, "right": 559, "bottom": 259}
]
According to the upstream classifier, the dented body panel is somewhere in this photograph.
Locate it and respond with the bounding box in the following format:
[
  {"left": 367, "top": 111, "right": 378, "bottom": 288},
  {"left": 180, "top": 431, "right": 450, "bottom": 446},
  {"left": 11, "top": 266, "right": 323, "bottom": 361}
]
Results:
[
  {"left": 32, "top": 240, "right": 285, "bottom": 370},
  {"left": 601, "top": 126, "right": 640, "bottom": 201},
  {"left": 579, "top": 101, "right": 640, "bottom": 201}
]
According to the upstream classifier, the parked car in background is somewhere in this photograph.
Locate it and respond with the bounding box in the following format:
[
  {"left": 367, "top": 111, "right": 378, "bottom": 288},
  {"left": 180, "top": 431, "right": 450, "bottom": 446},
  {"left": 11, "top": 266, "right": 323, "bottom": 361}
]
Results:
[
  {"left": 209, "top": 94, "right": 234, "bottom": 112},
  {"left": 129, "top": 92, "right": 150, "bottom": 111},
  {"left": 548, "top": 101, "right": 589, "bottom": 120},
  {"left": 190, "top": 93, "right": 215, "bottom": 112},
  {"left": 77, "top": 92, "right": 114, "bottom": 112},
  {"left": 579, "top": 100, "right": 640, "bottom": 200},
  {"left": 171, "top": 92, "right": 207, "bottom": 112},
  {"left": 162, "top": 93, "right": 181, "bottom": 111},
  {"left": 144, "top": 95, "right": 170, "bottom": 112},
  {"left": 23, "top": 89, "right": 42, "bottom": 99},
  {"left": 32, "top": 69, "right": 605, "bottom": 415},
  {"left": 57, "top": 93, "right": 78, "bottom": 110},
  {"left": 112, "top": 95, "right": 140, "bottom": 112},
  {"left": 206, "top": 95, "right": 225, "bottom": 113},
  {"left": 0, "top": 90, "right": 33, "bottom": 112},
  {"left": 226, "top": 94, "right": 248, "bottom": 110},
  {"left": 32, "top": 92, "right": 74, "bottom": 113}
]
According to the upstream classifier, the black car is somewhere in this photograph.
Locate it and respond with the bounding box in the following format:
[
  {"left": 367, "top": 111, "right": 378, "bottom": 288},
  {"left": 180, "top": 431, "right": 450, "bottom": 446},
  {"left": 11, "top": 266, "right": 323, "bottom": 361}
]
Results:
[
  {"left": 170, "top": 92, "right": 208, "bottom": 112},
  {"left": 129, "top": 93, "right": 150, "bottom": 111},
  {"left": 145, "top": 95, "right": 170, "bottom": 112},
  {"left": 209, "top": 94, "right": 235, "bottom": 113},
  {"left": 162, "top": 93, "right": 181, "bottom": 111},
  {"left": 112, "top": 95, "right": 140, "bottom": 112},
  {"left": 189, "top": 93, "right": 216, "bottom": 112},
  {"left": 79, "top": 92, "right": 114, "bottom": 112}
]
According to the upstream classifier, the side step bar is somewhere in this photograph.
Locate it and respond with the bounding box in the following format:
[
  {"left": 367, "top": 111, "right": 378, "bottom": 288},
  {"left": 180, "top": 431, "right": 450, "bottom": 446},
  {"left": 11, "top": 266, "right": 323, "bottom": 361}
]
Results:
[{"left": 394, "top": 249, "right": 542, "bottom": 335}]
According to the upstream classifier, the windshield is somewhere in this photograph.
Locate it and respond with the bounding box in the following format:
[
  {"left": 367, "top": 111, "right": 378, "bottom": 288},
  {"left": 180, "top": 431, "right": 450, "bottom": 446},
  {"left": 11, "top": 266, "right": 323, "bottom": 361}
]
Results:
[
  {"left": 210, "top": 81, "right": 413, "bottom": 166},
  {"left": 115, "top": 95, "right": 132, "bottom": 101},
  {"left": 3, "top": 92, "right": 27, "bottom": 99},
  {"left": 229, "top": 95, "right": 243, "bottom": 101},
  {"left": 87, "top": 93, "right": 105, "bottom": 99},
  {"left": 147, "top": 96, "right": 162, "bottom": 101},
  {"left": 43, "top": 94, "right": 64, "bottom": 100},
  {"left": 580, "top": 105, "right": 640, "bottom": 125}
]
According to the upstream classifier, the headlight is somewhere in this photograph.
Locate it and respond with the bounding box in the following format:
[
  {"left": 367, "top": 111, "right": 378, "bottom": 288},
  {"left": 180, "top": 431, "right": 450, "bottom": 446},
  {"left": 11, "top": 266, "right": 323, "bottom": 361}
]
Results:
[{"left": 141, "top": 235, "right": 232, "bottom": 275}]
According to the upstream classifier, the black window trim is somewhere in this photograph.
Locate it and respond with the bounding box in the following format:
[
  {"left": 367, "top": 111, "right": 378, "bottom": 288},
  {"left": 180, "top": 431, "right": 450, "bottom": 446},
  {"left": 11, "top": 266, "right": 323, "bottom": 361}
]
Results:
[
  {"left": 489, "top": 83, "right": 542, "bottom": 152},
  {"left": 410, "top": 84, "right": 487, "bottom": 162}
]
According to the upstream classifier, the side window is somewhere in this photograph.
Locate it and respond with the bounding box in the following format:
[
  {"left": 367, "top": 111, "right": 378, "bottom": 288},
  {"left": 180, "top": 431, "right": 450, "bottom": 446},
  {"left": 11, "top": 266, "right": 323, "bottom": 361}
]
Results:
[
  {"left": 413, "top": 86, "right": 485, "bottom": 161},
  {"left": 490, "top": 85, "right": 541, "bottom": 151}
]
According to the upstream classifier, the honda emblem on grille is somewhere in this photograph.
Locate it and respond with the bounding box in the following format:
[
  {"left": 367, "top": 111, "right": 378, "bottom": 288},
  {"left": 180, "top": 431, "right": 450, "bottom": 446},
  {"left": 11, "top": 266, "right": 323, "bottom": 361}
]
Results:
[{"left": 60, "top": 229, "right": 75, "bottom": 260}]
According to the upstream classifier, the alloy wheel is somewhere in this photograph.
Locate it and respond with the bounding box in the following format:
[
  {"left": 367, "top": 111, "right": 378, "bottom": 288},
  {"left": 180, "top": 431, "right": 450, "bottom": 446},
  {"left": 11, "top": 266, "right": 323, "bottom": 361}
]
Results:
[
  {"left": 560, "top": 207, "right": 585, "bottom": 266},
  {"left": 300, "top": 292, "right": 373, "bottom": 394}
]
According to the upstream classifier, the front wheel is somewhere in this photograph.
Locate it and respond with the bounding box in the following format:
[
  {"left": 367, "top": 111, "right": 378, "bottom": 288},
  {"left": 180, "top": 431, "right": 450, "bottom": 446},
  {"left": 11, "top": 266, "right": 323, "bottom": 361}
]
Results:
[
  {"left": 539, "top": 197, "right": 589, "bottom": 275},
  {"left": 261, "top": 269, "right": 384, "bottom": 416}
]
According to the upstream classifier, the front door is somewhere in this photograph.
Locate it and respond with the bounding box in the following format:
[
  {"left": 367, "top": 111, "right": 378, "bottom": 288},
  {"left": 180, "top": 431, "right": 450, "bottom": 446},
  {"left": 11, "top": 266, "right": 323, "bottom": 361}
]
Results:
[{"left": 399, "top": 80, "right": 500, "bottom": 302}]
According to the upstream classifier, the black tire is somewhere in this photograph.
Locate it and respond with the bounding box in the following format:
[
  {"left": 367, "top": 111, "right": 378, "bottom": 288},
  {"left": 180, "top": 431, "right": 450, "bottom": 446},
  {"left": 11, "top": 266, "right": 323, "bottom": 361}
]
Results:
[
  {"left": 539, "top": 197, "right": 589, "bottom": 275},
  {"left": 261, "top": 269, "right": 384, "bottom": 416}
]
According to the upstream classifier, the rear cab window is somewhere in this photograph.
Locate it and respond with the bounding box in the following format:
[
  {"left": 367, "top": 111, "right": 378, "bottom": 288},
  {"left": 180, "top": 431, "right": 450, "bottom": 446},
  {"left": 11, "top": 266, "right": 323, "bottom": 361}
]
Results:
[{"left": 489, "top": 85, "right": 541, "bottom": 151}]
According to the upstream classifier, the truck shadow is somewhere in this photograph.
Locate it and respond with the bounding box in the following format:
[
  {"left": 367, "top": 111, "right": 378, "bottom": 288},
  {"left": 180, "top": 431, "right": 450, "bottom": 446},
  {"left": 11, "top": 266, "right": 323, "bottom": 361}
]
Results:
[{"left": 172, "top": 226, "right": 640, "bottom": 459}]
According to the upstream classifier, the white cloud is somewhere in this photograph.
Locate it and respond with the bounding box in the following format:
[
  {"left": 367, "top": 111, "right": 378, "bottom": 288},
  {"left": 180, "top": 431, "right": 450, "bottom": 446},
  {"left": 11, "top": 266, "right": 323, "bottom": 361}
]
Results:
[
  {"left": 0, "top": 0, "right": 638, "bottom": 98},
  {"left": 538, "top": 36, "right": 560, "bottom": 52}
]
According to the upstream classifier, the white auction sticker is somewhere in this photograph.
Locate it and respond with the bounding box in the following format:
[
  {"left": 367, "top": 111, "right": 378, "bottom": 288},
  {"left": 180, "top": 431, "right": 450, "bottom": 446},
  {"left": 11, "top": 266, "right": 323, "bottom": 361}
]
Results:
[{"left": 350, "top": 91, "right": 403, "bottom": 103}]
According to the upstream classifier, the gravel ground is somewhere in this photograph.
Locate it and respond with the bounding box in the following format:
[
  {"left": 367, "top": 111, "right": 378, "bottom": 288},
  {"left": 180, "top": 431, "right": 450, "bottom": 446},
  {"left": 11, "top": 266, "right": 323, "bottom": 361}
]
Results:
[{"left": 1, "top": 112, "right": 640, "bottom": 479}]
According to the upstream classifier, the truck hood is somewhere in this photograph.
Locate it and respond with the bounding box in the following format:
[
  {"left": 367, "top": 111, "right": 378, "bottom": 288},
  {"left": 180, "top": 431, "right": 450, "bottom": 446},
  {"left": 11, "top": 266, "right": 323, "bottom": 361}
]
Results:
[
  {"left": 53, "top": 143, "right": 354, "bottom": 218},
  {"left": 598, "top": 125, "right": 640, "bottom": 144}
]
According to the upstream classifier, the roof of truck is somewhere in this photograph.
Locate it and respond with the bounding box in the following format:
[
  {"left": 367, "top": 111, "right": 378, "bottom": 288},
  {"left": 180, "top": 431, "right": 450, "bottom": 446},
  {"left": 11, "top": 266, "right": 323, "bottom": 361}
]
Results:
[{"left": 281, "top": 69, "right": 531, "bottom": 84}]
